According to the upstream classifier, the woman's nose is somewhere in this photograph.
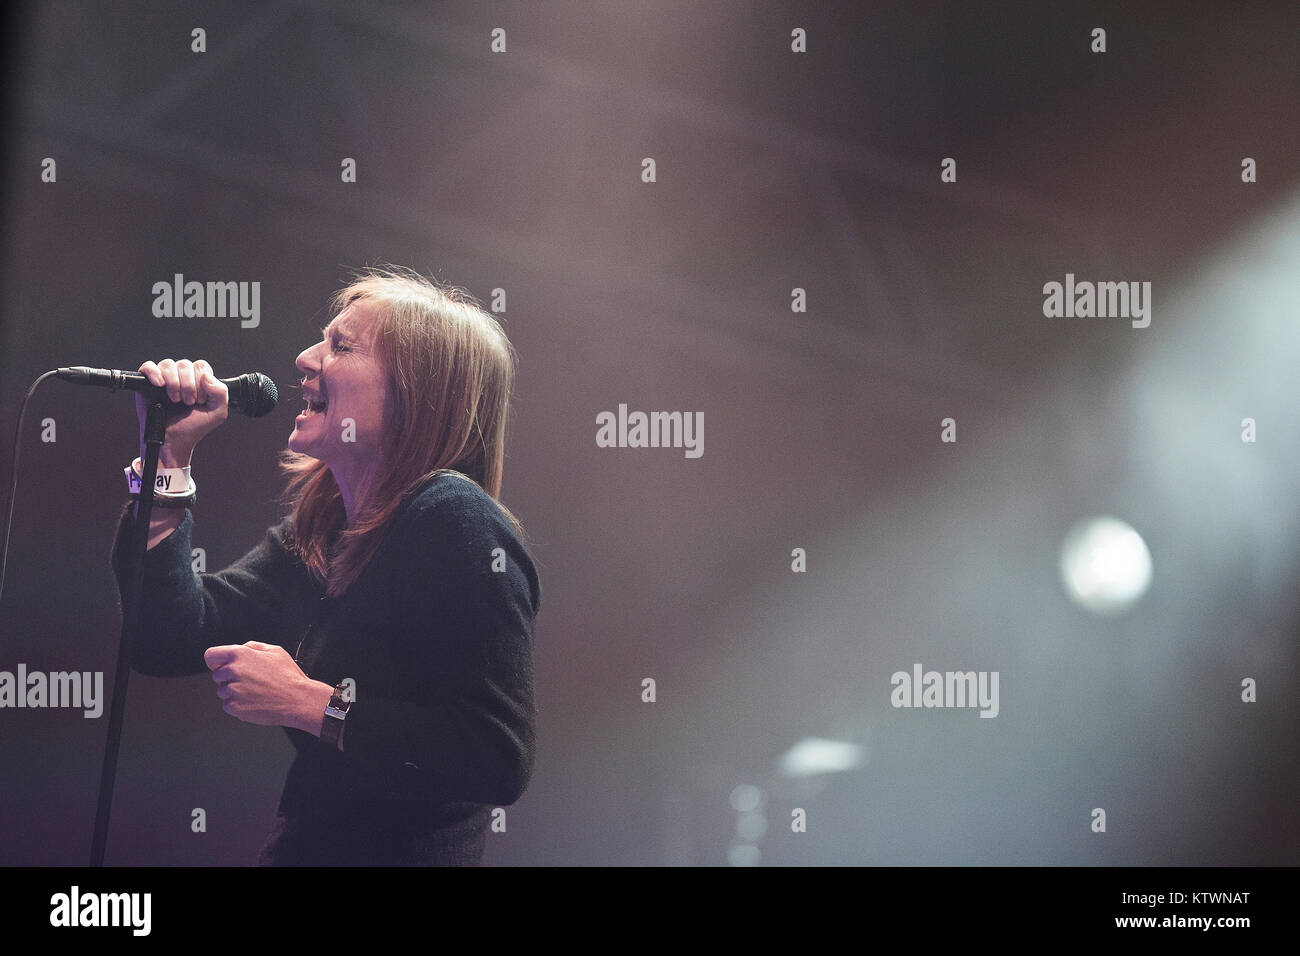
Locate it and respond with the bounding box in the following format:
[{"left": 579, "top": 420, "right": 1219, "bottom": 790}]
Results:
[{"left": 295, "top": 341, "right": 320, "bottom": 376}]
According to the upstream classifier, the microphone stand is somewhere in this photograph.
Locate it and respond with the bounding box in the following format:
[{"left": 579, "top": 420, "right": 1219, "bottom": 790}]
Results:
[{"left": 90, "top": 394, "right": 167, "bottom": 866}]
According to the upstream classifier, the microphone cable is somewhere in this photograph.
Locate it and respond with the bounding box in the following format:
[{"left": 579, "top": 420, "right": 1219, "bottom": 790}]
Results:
[{"left": 0, "top": 370, "right": 61, "bottom": 607}]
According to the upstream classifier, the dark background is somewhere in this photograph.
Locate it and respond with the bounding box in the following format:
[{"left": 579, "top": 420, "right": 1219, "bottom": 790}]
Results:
[{"left": 1, "top": 0, "right": 1297, "bottom": 865}]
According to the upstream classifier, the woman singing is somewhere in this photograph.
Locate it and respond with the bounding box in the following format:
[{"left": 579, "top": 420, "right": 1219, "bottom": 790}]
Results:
[{"left": 110, "top": 266, "right": 540, "bottom": 865}]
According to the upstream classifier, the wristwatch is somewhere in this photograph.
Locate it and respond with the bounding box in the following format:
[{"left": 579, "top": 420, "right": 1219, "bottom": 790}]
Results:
[{"left": 320, "top": 683, "right": 351, "bottom": 752}]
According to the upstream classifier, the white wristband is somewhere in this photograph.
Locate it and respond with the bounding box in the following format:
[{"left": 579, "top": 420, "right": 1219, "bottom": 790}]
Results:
[{"left": 126, "top": 457, "right": 195, "bottom": 497}]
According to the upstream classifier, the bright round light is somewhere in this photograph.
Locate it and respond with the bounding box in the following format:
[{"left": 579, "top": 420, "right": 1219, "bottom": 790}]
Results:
[
  {"left": 736, "top": 811, "right": 768, "bottom": 841},
  {"left": 729, "top": 784, "right": 762, "bottom": 813},
  {"left": 728, "top": 844, "right": 760, "bottom": 867},
  {"left": 1059, "top": 516, "right": 1153, "bottom": 616}
]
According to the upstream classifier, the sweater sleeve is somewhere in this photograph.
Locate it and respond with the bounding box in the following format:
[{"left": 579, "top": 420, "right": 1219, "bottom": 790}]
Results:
[
  {"left": 110, "top": 502, "right": 298, "bottom": 677},
  {"left": 338, "top": 486, "right": 540, "bottom": 806}
]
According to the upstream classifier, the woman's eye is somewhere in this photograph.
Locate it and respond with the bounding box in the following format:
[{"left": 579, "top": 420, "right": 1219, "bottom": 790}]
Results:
[{"left": 331, "top": 337, "right": 350, "bottom": 353}]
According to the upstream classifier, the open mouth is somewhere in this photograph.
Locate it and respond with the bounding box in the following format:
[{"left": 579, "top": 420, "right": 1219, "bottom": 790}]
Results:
[{"left": 302, "top": 396, "right": 328, "bottom": 415}]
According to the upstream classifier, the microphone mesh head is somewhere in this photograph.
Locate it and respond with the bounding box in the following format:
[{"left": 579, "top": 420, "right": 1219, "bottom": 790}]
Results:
[{"left": 246, "top": 374, "right": 278, "bottom": 418}]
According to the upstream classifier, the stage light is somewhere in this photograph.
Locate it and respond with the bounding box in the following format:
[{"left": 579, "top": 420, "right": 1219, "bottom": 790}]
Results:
[
  {"left": 777, "top": 737, "right": 865, "bottom": 778},
  {"left": 728, "top": 844, "right": 760, "bottom": 867},
  {"left": 736, "top": 811, "right": 767, "bottom": 842},
  {"left": 1059, "top": 515, "right": 1153, "bottom": 616},
  {"left": 729, "top": 783, "right": 762, "bottom": 812}
]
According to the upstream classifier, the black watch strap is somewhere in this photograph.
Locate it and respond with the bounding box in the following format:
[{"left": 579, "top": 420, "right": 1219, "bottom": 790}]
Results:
[
  {"left": 131, "top": 490, "right": 196, "bottom": 508},
  {"left": 320, "top": 683, "right": 351, "bottom": 751}
]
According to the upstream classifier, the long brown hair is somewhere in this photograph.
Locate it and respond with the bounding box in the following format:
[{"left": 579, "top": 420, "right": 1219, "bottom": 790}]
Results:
[{"left": 279, "top": 265, "right": 527, "bottom": 596}]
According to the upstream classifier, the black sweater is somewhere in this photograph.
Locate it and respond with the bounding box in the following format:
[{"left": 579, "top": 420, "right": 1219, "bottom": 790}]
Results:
[{"left": 110, "top": 472, "right": 540, "bottom": 865}]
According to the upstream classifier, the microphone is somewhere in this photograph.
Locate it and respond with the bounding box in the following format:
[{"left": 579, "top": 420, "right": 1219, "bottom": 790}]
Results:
[{"left": 55, "top": 366, "right": 279, "bottom": 418}]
